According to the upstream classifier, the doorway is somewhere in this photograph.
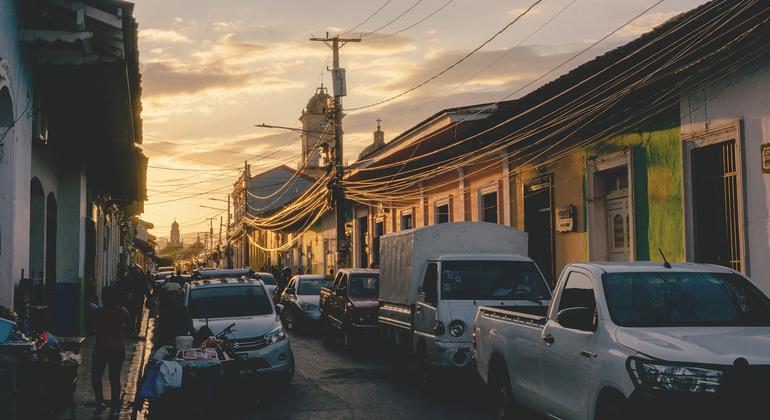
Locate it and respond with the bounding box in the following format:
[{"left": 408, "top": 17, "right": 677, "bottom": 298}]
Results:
[
  {"left": 601, "top": 167, "right": 630, "bottom": 262},
  {"left": 372, "top": 220, "right": 384, "bottom": 268},
  {"left": 524, "top": 176, "right": 555, "bottom": 285},
  {"left": 690, "top": 140, "right": 741, "bottom": 271},
  {"left": 587, "top": 153, "right": 633, "bottom": 262},
  {"left": 45, "top": 193, "right": 57, "bottom": 313},
  {"left": 357, "top": 215, "right": 368, "bottom": 268}
]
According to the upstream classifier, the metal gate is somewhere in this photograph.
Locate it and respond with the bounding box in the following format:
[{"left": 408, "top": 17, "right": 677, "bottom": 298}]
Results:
[{"left": 691, "top": 140, "right": 742, "bottom": 271}]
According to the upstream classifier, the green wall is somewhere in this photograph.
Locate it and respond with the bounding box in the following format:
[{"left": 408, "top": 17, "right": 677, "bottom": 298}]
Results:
[{"left": 588, "top": 118, "right": 685, "bottom": 262}]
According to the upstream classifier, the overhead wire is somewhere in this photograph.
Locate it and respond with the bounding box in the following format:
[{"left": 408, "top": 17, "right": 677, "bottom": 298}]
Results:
[
  {"left": 360, "top": 0, "right": 424, "bottom": 36},
  {"left": 341, "top": 0, "right": 394, "bottom": 35},
  {"left": 342, "top": 0, "right": 758, "bottom": 202},
  {"left": 345, "top": 0, "right": 544, "bottom": 111},
  {"left": 365, "top": 0, "right": 455, "bottom": 40}
]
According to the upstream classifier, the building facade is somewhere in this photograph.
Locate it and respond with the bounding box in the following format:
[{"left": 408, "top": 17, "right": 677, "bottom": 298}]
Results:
[{"left": 0, "top": 0, "right": 146, "bottom": 334}]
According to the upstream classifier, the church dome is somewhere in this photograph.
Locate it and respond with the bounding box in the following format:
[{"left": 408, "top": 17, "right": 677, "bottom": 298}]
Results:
[{"left": 306, "top": 86, "right": 331, "bottom": 115}]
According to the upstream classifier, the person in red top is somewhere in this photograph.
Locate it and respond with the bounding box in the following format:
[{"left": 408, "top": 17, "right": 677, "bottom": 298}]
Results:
[{"left": 92, "top": 286, "right": 133, "bottom": 417}]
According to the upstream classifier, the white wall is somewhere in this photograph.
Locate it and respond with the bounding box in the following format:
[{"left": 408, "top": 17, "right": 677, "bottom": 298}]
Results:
[
  {"left": 0, "top": 0, "right": 33, "bottom": 307},
  {"left": 681, "top": 56, "right": 770, "bottom": 292}
]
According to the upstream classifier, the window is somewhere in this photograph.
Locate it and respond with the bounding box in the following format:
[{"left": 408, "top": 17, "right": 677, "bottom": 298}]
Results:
[
  {"left": 558, "top": 272, "right": 596, "bottom": 313},
  {"left": 481, "top": 190, "right": 498, "bottom": 223},
  {"left": 601, "top": 166, "right": 629, "bottom": 194},
  {"left": 435, "top": 203, "right": 450, "bottom": 224},
  {"left": 189, "top": 286, "right": 273, "bottom": 318},
  {"left": 297, "top": 276, "right": 331, "bottom": 295},
  {"left": 440, "top": 261, "right": 550, "bottom": 301},
  {"left": 349, "top": 274, "right": 379, "bottom": 298},
  {"left": 401, "top": 212, "right": 414, "bottom": 230},
  {"left": 602, "top": 272, "right": 770, "bottom": 327},
  {"left": 336, "top": 273, "right": 348, "bottom": 293},
  {"left": 421, "top": 263, "right": 438, "bottom": 305}
]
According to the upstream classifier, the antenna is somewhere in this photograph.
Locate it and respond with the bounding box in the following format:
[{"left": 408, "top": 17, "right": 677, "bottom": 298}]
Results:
[{"left": 658, "top": 248, "right": 672, "bottom": 269}]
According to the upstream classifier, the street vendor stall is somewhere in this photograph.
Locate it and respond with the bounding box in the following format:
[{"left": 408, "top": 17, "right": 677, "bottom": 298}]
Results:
[
  {"left": 140, "top": 325, "right": 240, "bottom": 417},
  {"left": 0, "top": 313, "right": 85, "bottom": 420}
]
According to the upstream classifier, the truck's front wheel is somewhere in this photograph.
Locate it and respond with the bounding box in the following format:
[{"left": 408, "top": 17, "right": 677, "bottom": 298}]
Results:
[{"left": 491, "top": 364, "right": 515, "bottom": 420}]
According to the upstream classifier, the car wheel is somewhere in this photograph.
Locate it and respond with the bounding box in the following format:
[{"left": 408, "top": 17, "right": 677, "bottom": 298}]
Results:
[
  {"left": 492, "top": 365, "right": 515, "bottom": 420},
  {"left": 342, "top": 327, "right": 355, "bottom": 351},
  {"left": 285, "top": 308, "right": 294, "bottom": 330},
  {"left": 413, "top": 342, "right": 431, "bottom": 390},
  {"left": 277, "top": 353, "right": 295, "bottom": 387},
  {"left": 596, "top": 393, "right": 627, "bottom": 420},
  {"left": 322, "top": 316, "right": 335, "bottom": 345}
]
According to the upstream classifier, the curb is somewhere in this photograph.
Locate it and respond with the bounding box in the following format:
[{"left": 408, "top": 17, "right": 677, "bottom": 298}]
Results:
[{"left": 130, "top": 309, "right": 154, "bottom": 420}]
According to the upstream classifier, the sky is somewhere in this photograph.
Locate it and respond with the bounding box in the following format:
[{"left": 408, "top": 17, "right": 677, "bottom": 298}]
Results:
[{"left": 134, "top": 0, "right": 707, "bottom": 239}]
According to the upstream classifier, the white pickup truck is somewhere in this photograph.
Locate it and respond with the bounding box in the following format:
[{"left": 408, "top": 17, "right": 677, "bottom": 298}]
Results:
[{"left": 473, "top": 262, "right": 770, "bottom": 420}]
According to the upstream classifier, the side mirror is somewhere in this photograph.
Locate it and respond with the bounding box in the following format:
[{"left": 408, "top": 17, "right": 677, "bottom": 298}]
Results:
[
  {"left": 284, "top": 287, "right": 295, "bottom": 295},
  {"left": 275, "top": 304, "right": 284, "bottom": 315},
  {"left": 556, "top": 307, "right": 596, "bottom": 332}
]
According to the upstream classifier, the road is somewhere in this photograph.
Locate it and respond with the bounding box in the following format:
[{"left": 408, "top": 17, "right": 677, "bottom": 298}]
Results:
[{"left": 163, "top": 329, "right": 498, "bottom": 419}]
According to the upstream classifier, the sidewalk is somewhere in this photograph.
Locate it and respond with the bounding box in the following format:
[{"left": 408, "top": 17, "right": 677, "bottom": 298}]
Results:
[{"left": 68, "top": 307, "right": 151, "bottom": 420}]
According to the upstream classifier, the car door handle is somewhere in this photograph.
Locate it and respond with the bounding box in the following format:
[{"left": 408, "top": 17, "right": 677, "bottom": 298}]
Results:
[
  {"left": 541, "top": 333, "right": 554, "bottom": 345},
  {"left": 580, "top": 351, "right": 597, "bottom": 358}
]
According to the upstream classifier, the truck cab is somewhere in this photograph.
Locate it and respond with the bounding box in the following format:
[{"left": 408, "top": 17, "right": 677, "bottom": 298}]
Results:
[
  {"left": 413, "top": 255, "right": 550, "bottom": 369},
  {"left": 319, "top": 268, "right": 380, "bottom": 349}
]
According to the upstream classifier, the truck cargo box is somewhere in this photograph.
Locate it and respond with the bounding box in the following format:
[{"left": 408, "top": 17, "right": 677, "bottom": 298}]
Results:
[{"left": 379, "top": 222, "right": 528, "bottom": 306}]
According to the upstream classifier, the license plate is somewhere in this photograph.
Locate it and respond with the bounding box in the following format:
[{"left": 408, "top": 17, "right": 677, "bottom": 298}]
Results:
[{"left": 236, "top": 353, "right": 248, "bottom": 361}]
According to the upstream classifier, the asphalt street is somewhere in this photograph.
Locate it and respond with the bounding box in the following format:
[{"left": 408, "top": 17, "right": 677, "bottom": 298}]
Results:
[{"left": 202, "top": 329, "right": 498, "bottom": 419}]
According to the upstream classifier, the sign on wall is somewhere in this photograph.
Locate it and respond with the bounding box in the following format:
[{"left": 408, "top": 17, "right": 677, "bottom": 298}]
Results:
[
  {"left": 762, "top": 143, "right": 770, "bottom": 173},
  {"left": 556, "top": 205, "right": 577, "bottom": 233}
]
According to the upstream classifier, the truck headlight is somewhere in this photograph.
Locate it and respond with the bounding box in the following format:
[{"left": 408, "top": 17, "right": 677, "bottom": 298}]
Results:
[
  {"left": 448, "top": 320, "right": 466, "bottom": 337},
  {"left": 264, "top": 326, "right": 287, "bottom": 345},
  {"left": 627, "top": 357, "right": 723, "bottom": 393}
]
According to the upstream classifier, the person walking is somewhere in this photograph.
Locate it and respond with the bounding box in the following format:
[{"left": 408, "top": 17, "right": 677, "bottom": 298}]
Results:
[
  {"left": 92, "top": 286, "right": 133, "bottom": 417},
  {"left": 128, "top": 265, "right": 148, "bottom": 333}
]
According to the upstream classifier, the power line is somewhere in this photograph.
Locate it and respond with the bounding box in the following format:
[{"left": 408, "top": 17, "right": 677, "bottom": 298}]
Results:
[
  {"left": 362, "top": 0, "right": 424, "bottom": 36},
  {"left": 341, "top": 0, "right": 393, "bottom": 35},
  {"left": 365, "top": 0, "right": 455, "bottom": 40},
  {"left": 345, "top": 0, "right": 543, "bottom": 111}
]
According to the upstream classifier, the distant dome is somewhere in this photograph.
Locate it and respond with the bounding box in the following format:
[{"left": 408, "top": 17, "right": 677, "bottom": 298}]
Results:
[{"left": 306, "top": 85, "right": 331, "bottom": 115}]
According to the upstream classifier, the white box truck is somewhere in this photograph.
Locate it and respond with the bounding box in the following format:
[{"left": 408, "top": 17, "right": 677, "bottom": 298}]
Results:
[{"left": 378, "top": 222, "right": 551, "bottom": 374}]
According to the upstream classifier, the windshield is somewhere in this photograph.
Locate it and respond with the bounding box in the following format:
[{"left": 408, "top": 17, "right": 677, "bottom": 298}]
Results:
[
  {"left": 259, "top": 274, "right": 276, "bottom": 285},
  {"left": 298, "top": 276, "right": 333, "bottom": 295},
  {"left": 440, "top": 261, "right": 551, "bottom": 301},
  {"left": 189, "top": 285, "right": 272, "bottom": 318},
  {"left": 349, "top": 274, "right": 379, "bottom": 298},
  {"left": 602, "top": 272, "right": 770, "bottom": 327}
]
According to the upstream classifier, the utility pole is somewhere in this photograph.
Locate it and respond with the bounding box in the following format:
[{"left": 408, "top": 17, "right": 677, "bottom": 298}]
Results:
[
  {"left": 227, "top": 194, "right": 232, "bottom": 268},
  {"left": 310, "top": 33, "right": 360, "bottom": 269}
]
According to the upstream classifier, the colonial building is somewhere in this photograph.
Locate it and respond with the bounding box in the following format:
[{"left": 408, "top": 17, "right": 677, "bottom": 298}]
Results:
[
  {"left": 0, "top": 0, "right": 146, "bottom": 334},
  {"left": 170, "top": 219, "right": 181, "bottom": 245}
]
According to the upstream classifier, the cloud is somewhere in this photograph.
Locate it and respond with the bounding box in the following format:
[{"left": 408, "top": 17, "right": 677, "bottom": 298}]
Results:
[
  {"left": 616, "top": 11, "right": 682, "bottom": 39},
  {"left": 139, "top": 29, "right": 191, "bottom": 43},
  {"left": 508, "top": 6, "right": 543, "bottom": 17},
  {"left": 140, "top": 61, "right": 248, "bottom": 96}
]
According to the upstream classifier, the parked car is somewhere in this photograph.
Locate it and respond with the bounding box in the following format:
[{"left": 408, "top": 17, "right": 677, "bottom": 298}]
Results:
[
  {"left": 154, "top": 270, "right": 175, "bottom": 286},
  {"left": 184, "top": 277, "right": 294, "bottom": 383},
  {"left": 473, "top": 262, "right": 770, "bottom": 420},
  {"left": 378, "top": 222, "right": 543, "bottom": 376},
  {"left": 191, "top": 268, "right": 255, "bottom": 280},
  {"left": 280, "top": 275, "right": 333, "bottom": 330},
  {"left": 255, "top": 272, "right": 278, "bottom": 299},
  {"left": 319, "top": 268, "right": 380, "bottom": 348}
]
